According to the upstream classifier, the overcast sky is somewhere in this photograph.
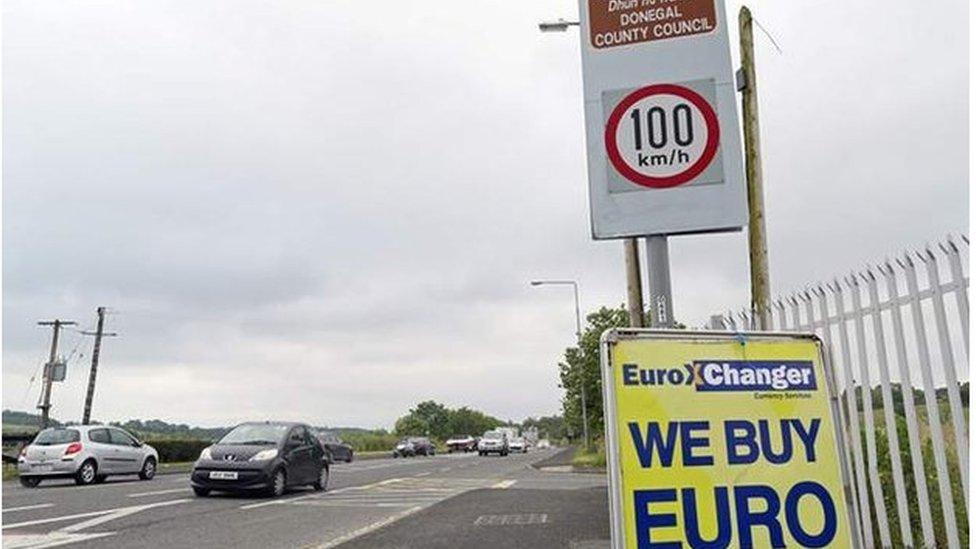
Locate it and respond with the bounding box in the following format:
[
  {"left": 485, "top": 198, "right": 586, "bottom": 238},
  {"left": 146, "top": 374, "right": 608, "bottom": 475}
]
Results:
[{"left": 3, "top": 0, "right": 968, "bottom": 429}]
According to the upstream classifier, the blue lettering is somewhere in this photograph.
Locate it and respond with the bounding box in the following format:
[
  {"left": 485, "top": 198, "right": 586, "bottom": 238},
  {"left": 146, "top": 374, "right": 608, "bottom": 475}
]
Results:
[
  {"left": 623, "top": 364, "right": 639, "bottom": 385},
  {"left": 791, "top": 419, "right": 820, "bottom": 462},
  {"left": 758, "top": 420, "right": 792, "bottom": 464},
  {"left": 629, "top": 422, "right": 679, "bottom": 468},
  {"left": 682, "top": 487, "right": 731, "bottom": 549},
  {"left": 785, "top": 482, "right": 836, "bottom": 547},
  {"left": 735, "top": 485, "right": 785, "bottom": 548},
  {"left": 680, "top": 421, "right": 713, "bottom": 466},
  {"left": 724, "top": 420, "right": 758, "bottom": 465},
  {"left": 634, "top": 489, "right": 681, "bottom": 549}
]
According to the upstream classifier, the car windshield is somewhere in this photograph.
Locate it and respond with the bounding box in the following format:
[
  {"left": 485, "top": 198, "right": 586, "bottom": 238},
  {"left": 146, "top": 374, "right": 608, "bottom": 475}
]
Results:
[
  {"left": 218, "top": 424, "right": 288, "bottom": 445},
  {"left": 397, "top": 439, "right": 411, "bottom": 445},
  {"left": 34, "top": 428, "right": 80, "bottom": 446},
  {"left": 483, "top": 431, "right": 503, "bottom": 440}
]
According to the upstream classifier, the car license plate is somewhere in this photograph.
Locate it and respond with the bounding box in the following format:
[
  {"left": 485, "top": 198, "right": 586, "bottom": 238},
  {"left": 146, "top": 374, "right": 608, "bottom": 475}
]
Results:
[
  {"left": 209, "top": 471, "right": 238, "bottom": 480},
  {"left": 34, "top": 463, "right": 53, "bottom": 472}
]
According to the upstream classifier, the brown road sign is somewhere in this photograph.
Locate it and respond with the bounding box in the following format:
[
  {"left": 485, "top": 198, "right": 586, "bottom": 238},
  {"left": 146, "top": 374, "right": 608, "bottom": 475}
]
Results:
[{"left": 588, "top": 0, "right": 717, "bottom": 49}]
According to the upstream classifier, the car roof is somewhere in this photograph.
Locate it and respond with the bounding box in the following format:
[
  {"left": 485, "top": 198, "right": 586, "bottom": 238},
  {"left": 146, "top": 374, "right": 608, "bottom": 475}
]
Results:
[
  {"left": 237, "top": 421, "right": 305, "bottom": 428},
  {"left": 40, "top": 425, "right": 114, "bottom": 432}
]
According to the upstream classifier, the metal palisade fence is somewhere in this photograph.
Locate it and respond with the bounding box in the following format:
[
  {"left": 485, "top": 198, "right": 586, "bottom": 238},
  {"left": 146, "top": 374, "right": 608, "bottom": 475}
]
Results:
[{"left": 713, "top": 235, "right": 969, "bottom": 549}]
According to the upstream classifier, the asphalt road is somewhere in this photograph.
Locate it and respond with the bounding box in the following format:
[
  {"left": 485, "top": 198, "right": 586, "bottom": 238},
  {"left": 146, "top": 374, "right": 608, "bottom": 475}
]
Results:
[{"left": 1, "top": 448, "right": 609, "bottom": 548}]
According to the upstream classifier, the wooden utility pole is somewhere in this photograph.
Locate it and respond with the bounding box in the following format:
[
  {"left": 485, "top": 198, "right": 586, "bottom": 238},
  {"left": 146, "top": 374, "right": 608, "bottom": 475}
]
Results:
[
  {"left": 81, "top": 307, "right": 117, "bottom": 425},
  {"left": 739, "top": 6, "right": 772, "bottom": 329},
  {"left": 623, "top": 239, "right": 644, "bottom": 327},
  {"left": 37, "top": 319, "right": 76, "bottom": 428}
]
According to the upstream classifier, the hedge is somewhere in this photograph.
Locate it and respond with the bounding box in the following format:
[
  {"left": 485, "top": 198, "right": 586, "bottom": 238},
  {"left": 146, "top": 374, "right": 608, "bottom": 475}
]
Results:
[{"left": 145, "top": 439, "right": 211, "bottom": 463}]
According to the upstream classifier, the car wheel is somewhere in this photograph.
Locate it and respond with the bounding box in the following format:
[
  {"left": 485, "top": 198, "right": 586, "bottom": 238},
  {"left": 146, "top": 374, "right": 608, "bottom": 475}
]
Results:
[
  {"left": 347, "top": 454, "right": 353, "bottom": 463},
  {"left": 19, "top": 476, "right": 41, "bottom": 488},
  {"left": 75, "top": 460, "right": 97, "bottom": 486},
  {"left": 139, "top": 457, "right": 157, "bottom": 480},
  {"left": 268, "top": 469, "right": 286, "bottom": 498},
  {"left": 192, "top": 486, "right": 211, "bottom": 497},
  {"left": 313, "top": 464, "right": 329, "bottom": 491}
]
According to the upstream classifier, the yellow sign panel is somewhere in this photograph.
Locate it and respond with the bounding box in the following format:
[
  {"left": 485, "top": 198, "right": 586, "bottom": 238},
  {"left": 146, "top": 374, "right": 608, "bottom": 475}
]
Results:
[{"left": 602, "top": 331, "right": 857, "bottom": 549}]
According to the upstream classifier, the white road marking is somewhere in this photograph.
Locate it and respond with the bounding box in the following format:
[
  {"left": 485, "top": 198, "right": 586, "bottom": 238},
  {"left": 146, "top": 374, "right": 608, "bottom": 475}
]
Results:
[
  {"left": 3, "top": 503, "right": 55, "bottom": 513},
  {"left": 2, "top": 499, "right": 189, "bottom": 530},
  {"left": 3, "top": 510, "right": 114, "bottom": 530},
  {"left": 3, "top": 531, "right": 115, "bottom": 548},
  {"left": 60, "top": 499, "right": 189, "bottom": 533},
  {"left": 414, "top": 472, "right": 430, "bottom": 477},
  {"left": 492, "top": 480, "right": 517, "bottom": 489},
  {"left": 312, "top": 506, "right": 424, "bottom": 549},
  {"left": 128, "top": 488, "right": 188, "bottom": 498}
]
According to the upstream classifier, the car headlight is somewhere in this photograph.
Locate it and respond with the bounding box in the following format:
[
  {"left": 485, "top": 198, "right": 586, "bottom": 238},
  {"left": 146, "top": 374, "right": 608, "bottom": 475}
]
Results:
[
  {"left": 199, "top": 447, "right": 213, "bottom": 460},
  {"left": 249, "top": 448, "right": 279, "bottom": 462}
]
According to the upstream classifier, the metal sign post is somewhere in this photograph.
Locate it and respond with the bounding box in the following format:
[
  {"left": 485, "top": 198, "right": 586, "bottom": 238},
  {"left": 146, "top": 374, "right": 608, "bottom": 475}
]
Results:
[{"left": 645, "top": 235, "right": 673, "bottom": 328}]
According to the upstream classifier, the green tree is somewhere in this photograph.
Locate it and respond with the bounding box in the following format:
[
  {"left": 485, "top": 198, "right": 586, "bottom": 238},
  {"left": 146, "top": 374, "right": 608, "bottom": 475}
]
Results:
[
  {"left": 394, "top": 401, "right": 503, "bottom": 441},
  {"left": 558, "top": 305, "right": 630, "bottom": 442}
]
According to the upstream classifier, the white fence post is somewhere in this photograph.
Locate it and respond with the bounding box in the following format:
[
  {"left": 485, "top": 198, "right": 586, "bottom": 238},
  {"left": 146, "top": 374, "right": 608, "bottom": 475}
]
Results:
[
  {"left": 900, "top": 254, "right": 959, "bottom": 548},
  {"left": 845, "top": 274, "right": 891, "bottom": 547},
  {"left": 826, "top": 282, "right": 875, "bottom": 548},
  {"left": 882, "top": 260, "right": 937, "bottom": 547},
  {"left": 918, "top": 246, "right": 968, "bottom": 509},
  {"left": 862, "top": 268, "right": 913, "bottom": 544}
]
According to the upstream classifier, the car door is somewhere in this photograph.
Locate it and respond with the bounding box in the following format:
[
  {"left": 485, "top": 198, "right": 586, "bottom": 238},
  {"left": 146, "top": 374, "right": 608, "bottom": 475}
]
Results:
[
  {"left": 284, "top": 427, "right": 313, "bottom": 484},
  {"left": 304, "top": 428, "right": 326, "bottom": 472},
  {"left": 87, "top": 428, "right": 116, "bottom": 473},
  {"left": 107, "top": 428, "right": 143, "bottom": 473}
]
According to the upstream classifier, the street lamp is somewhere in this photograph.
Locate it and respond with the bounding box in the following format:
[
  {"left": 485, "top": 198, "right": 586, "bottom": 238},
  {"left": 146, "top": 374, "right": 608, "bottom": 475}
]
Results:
[
  {"left": 538, "top": 19, "right": 580, "bottom": 33},
  {"left": 530, "top": 279, "right": 590, "bottom": 451}
]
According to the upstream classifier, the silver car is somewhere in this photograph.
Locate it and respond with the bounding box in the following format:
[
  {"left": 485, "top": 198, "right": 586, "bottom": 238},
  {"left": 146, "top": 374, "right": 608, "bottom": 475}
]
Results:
[{"left": 18, "top": 425, "right": 159, "bottom": 487}]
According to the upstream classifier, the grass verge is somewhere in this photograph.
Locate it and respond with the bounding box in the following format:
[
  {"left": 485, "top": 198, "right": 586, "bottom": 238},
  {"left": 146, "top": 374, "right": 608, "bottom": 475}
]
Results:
[{"left": 571, "top": 442, "right": 607, "bottom": 470}]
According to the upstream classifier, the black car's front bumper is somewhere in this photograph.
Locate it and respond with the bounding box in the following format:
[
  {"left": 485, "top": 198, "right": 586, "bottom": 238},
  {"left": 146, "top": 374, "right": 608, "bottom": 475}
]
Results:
[{"left": 190, "top": 460, "right": 276, "bottom": 491}]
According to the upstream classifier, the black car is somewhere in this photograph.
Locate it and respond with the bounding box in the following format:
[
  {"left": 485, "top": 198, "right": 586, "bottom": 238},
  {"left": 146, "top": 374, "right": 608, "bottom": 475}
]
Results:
[
  {"left": 190, "top": 422, "right": 328, "bottom": 497},
  {"left": 316, "top": 431, "right": 354, "bottom": 463}
]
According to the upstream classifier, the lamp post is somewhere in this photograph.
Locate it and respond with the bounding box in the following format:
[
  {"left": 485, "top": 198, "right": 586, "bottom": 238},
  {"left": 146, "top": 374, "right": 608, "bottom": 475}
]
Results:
[
  {"left": 531, "top": 279, "right": 590, "bottom": 451},
  {"left": 538, "top": 19, "right": 579, "bottom": 33}
]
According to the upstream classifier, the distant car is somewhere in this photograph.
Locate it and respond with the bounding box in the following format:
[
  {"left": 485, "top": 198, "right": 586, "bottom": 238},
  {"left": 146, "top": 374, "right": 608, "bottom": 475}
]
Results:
[
  {"left": 478, "top": 430, "right": 509, "bottom": 456},
  {"left": 509, "top": 437, "right": 527, "bottom": 453},
  {"left": 392, "top": 437, "right": 435, "bottom": 458},
  {"left": 316, "top": 431, "right": 354, "bottom": 463},
  {"left": 18, "top": 425, "right": 159, "bottom": 487},
  {"left": 445, "top": 434, "right": 477, "bottom": 453},
  {"left": 536, "top": 439, "right": 552, "bottom": 449},
  {"left": 190, "top": 421, "right": 328, "bottom": 497},
  {"left": 392, "top": 438, "right": 415, "bottom": 457}
]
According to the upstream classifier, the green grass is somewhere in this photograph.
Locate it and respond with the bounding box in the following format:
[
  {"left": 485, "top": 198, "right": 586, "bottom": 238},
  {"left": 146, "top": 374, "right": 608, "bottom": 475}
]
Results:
[
  {"left": 157, "top": 461, "right": 194, "bottom": 474},
  {"left": 571, "top": 443, "right": 607, "bottom": 469},
  {"left": 3, "top": 464, "right": 17, "bottom": 481}
]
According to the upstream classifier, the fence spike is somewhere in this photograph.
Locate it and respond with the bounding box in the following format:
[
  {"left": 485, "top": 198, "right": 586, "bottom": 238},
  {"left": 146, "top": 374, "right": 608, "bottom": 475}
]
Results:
[{"left": 938, "top": 238, "right": 952, "bottom": 255}]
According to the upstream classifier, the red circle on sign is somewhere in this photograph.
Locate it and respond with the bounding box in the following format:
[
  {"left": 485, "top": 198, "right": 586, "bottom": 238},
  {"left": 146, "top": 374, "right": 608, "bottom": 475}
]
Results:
[{"left": 604, "top": 84, "right": 720, "bottom": 189}]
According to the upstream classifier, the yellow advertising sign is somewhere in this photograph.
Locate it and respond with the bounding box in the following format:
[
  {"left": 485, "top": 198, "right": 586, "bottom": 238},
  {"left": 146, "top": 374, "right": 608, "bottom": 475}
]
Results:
[{"left": 601, "top": 330, "right": 857, "bottom": 549}]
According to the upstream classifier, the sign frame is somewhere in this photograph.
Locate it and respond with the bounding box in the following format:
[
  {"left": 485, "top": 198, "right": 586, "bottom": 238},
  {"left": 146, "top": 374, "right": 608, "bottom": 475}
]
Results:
[{"left": 599, "top": 328, "right": 862, "bottom": 549}]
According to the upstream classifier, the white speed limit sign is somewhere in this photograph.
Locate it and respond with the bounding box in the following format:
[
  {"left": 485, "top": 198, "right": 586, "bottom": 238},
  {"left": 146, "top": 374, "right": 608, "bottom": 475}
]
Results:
[{"left": 604, "top": 83, "right": 719, "bottom": 189}]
